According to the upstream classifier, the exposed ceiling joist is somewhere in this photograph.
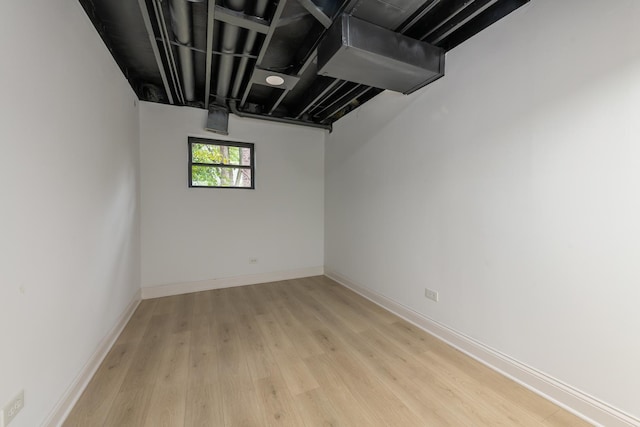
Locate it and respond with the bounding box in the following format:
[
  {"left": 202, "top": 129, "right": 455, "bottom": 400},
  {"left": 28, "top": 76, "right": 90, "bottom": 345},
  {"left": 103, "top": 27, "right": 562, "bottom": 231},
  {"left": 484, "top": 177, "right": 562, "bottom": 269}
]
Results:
[
  {"left": 204, "top": 0, "right": 216, "bottom": 109},
  {"left": 137, "top": 0, "right": 174, "bottom": 104},
  {"left": 294, "top": 78, "right": 342, "bottom": 118},
  {"left": 81, "top": 0, "right": 530, "bottom": 129},
  {"left": 215, "top": 5, "right": 270, "bottom": 34},
  {"left": 239, "top": 0, "right": 289, "bottom": 107},
  {"left": 295, "top": 0, "right": 332, "bottom": 28}
]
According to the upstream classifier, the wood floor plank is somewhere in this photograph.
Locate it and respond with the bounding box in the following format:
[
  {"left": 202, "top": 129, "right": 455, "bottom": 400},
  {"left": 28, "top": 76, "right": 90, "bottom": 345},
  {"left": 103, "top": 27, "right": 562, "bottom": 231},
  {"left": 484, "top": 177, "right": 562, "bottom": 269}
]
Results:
[
  {"left": 212, "top": 316, "right": 265, "bottom": 426},
  {"left": 256, "top": 313, "right": 320, "bottom": 395},
  {"left": 294, "top": 388, "right": 363, "bottom": 427},
  {"left": 117, "top": 299, "right": 157, "bottom": 343},
  {"left": 294, "top": 388, "right": 348, "bottom": 427},
  {"left": 318, "top": 277, "right": 399, "bottom": 324},
  {"left": 118, "top": 314, "right": 171, "bottom": 392},
  {"left": 183, "top": 384, "right": 225, "bottom": 427},
  {"left": 156, "top": 330, "right": 191, "bottom": 387},
  {"left": 191, "top": 290, "right": 215, "bottom": 315},
  {"left": 226, "top": 285, "right": 262, "bottom": 317},
  {"left": 372, "top": 318, "right": 443, "bottom": 355},
  {"left": 236, "top": 313, "right": 280, "bottom": 380},
  {"left": 244, "top": 284, "right": 274, "bottom": 316},
  {"left": 65, "top": 276, "right": 592, "bottom": 426},
  {"left": 170, "top": 292, "right": 195, "bottom": 334},
  {"left": 419, "top": 348, "right": 548, "bottom": 425},
  {"left": 275, "top": 286, "right": 326, "bottom": 331},
  {"left": 255, "top": 313, "right": 297, "bottom": 354},
  {"left": 427, "top": 337, "right": 563, "bottom": 419},
  {"left": 62, "top": 342, "right": 137, "bottom": 426},
  {"left": 143, "top": 384, "right": 186, "bottom": 427},
  {"left": 102, "top": 388, "right": 153, "bottom": 427},
  {"left": 269, "top": 306, "right": 326, "bottom": 358},
  {"left": 344, "top": 328, "right": 462, "bottom": 426},
  {"left": 359, "top": 325, "right": 520, "bottom": 425},
  {"left": 285, "top": 282, "right": 352, "bottom": 332},
  {"left": 308, "top": 330, "right": 426, "bottom": 426},
  {"left": 303, "top": 282, "right": 372, "bottom": 333},
  {"left": 187, "top": 316, "right": 217, "bottom": 388},
  {"left": 153, "top": 295, "right": 178, "bottom": 316},
  {"left": 303, "top": 354, "right": 381, "bottom": 426},
  {"left": 210, "top": 288, "right": 237, "bottom": 324},
  {"left": 256, "top": 372, "right": 307, "bottom": 426},
  {"left": 543, "top": 409, "right": 592, "bottom": 426}
]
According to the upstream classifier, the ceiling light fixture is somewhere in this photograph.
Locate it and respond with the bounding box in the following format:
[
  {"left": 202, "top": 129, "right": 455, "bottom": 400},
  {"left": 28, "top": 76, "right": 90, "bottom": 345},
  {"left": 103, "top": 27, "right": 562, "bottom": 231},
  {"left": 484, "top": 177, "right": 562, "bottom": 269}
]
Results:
[{"left": 265, "top": 75, "right": 285, "bottom": 86}]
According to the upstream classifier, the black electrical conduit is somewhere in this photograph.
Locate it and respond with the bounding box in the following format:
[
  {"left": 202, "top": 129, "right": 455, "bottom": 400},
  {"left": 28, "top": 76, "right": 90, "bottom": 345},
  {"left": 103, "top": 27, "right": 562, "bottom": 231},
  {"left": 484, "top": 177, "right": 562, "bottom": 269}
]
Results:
[
  {"left": 231, "top": 0, "right": 270, "bottom": 98},
  {"left": 217, "top": 0, "right": 246, "bottom": 100},
  {"left": 229, "top": 101, "right": 332, "bottom": 131},
  {"left": 170, "top": 0, "right": 197, "bottom": 101}
]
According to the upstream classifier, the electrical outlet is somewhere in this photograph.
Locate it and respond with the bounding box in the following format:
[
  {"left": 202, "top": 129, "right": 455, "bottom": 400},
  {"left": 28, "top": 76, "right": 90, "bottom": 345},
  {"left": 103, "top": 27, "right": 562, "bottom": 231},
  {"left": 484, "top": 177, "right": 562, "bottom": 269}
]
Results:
[
  {"left": 1, "top": 390, "right": 24, "bottom": 427},
  {"left": 425, "top": 288, "right": 439, "bottom": 302},
  {"left": 249, "top": 258, "right": 258, "bottom": 264}
]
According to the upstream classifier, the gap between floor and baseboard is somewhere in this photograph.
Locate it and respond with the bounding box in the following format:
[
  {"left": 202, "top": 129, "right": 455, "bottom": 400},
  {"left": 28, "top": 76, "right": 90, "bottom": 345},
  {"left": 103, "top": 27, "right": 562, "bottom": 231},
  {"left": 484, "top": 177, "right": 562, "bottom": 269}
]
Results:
[
  {"left": 324, "top": 269, "right": 640, "bottom": 427},
  {"left": 140, "top": 266, "right": 325, "bottom": 299},
  {"left": 44, "top": 290, "right": 141, "bottom": 427}
]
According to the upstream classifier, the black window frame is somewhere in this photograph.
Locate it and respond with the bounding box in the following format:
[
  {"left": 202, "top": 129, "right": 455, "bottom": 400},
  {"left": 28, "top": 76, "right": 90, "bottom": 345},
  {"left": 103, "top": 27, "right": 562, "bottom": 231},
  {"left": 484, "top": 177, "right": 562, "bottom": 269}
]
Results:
[{"left": 188, "top": 137, "right": 255, "bottom": 189}]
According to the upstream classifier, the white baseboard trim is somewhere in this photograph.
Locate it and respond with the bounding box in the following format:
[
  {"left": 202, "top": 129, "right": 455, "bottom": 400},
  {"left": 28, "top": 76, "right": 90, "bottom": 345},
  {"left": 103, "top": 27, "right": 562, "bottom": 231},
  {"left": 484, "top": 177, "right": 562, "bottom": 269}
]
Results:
[
  {"left": 44, "top": 290, "right": 142, "bottom": 427},
  {"left": 325, "top": 269, "right": 639, "bottom": 427},
  {"left": 141, "top": 266, "right": 325, "bottom": 299}
]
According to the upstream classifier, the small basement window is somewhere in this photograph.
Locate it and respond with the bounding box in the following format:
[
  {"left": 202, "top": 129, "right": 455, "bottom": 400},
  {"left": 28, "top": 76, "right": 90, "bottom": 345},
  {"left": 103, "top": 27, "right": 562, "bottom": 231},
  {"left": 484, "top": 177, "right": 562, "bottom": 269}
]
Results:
[{"left": 188, "top": 137, "right": 255, "bottom": 189}]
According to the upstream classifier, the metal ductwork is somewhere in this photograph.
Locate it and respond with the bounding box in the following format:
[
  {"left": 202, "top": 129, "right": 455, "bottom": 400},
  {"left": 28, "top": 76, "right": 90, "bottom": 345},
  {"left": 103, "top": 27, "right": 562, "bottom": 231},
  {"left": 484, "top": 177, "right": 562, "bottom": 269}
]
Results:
[
  {"left": 318, "top": 14, "right": 445, "bottom": 94},
  {"left": 170, "top": 0, "right": 197, "bottom": 102},
  {"left": 230, "top": 0, "right": 270, "bottom": 98},
  {"left": 87, "top": 0, "right": 529, "bottom": 126},
  {"left": 216, "top": 0, "right": 246, "bottom": 101}
]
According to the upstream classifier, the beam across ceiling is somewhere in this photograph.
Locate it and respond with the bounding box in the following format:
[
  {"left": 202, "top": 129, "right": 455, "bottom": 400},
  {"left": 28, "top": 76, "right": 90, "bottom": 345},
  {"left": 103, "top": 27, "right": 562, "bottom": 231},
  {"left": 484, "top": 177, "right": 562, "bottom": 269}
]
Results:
[
  {"left": 204, "top": 0, "right": 217, "bottom": 109},
  {"left": 151, "top": 0, "right": 185, "bottom": 103},
  {"left": 295, "top": 0, "right": 332, "bottom": 28},
  {"left": 295, "top": 78, "right": 344, "bottom": 118},
  {"left": 137, "top": 0, "right": 174, "bottom": 104},
  {"left": 265, "top": 0, "right": 361, "bottom": 114},
  {"left": 239, "top": 0, "right": 289, "bottom": 107},
  {"left": 86, "top": 0, "right": 531, "bottom": 127},
  {"left": 215, "top": 5, "right": 270, "bottom": 33}
]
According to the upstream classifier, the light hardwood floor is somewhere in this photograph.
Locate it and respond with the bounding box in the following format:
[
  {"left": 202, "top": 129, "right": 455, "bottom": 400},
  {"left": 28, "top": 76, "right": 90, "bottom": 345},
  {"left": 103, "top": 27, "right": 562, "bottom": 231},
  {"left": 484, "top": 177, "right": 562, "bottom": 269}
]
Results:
[{"left": 64, "top": 276, "right": 590, "bottom": 426}]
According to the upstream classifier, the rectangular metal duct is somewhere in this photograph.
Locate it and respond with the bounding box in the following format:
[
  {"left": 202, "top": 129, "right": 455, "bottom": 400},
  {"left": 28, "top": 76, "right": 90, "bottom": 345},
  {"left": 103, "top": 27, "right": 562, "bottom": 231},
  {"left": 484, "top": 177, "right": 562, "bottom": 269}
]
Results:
[
  {"left": 317, "top": 14, "right": 445, "bottom": 94},
  {"left": 206, "top": 106, "right": 229, "bottom": 135}
]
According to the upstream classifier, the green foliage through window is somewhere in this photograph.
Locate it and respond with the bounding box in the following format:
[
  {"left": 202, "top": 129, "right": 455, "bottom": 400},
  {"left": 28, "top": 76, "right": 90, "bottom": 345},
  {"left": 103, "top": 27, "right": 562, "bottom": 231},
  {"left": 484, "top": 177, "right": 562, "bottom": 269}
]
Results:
[{"left": 189, "top": 138, "right": 254, "bottom": 189}]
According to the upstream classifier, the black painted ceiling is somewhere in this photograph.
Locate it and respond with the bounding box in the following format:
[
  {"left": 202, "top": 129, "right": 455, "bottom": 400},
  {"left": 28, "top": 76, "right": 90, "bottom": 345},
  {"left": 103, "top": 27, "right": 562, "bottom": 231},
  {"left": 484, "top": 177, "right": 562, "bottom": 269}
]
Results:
[{"left": 80, "top": 0, "right": 529, "bottom": 129}]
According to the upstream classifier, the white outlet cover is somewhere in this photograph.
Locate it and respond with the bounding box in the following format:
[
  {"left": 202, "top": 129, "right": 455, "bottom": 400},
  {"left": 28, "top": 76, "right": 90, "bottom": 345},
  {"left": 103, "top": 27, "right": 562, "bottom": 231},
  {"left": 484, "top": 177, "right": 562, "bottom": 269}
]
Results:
[
  {"left": 1, "top": 390, "right": 24, "bottom": 427},
  {"left": 425, "top": 288, "right": 439, "bottom": 302}
]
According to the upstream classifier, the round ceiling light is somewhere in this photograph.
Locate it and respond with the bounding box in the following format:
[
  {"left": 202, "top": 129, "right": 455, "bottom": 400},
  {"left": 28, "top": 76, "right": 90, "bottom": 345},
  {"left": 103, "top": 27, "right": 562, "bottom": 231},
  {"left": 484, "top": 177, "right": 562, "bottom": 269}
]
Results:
[{"left": 265, "top": 75, "right": 285, "bottom": 86}]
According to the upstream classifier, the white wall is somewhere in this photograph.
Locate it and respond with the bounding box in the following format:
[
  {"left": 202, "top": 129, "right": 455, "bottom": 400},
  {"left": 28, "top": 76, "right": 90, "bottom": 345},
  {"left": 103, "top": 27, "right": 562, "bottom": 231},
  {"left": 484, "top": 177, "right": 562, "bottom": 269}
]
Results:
[
  {"left": 139, "top": 103, "right": 324, "bottom": 291},
  {"left": 326, "top": 0, "right": 640, "bottom": 420},
  {"left": 0, "top": 1, "right": 140, "bottom": 426}
]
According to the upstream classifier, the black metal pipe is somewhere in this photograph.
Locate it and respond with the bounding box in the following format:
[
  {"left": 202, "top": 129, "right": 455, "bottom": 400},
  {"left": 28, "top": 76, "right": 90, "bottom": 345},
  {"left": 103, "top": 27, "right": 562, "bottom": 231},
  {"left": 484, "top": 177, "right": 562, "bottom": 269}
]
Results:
[
  {"left": 231, "top": 0, "right": 270, "bottom": 98},
  {"left": 260, "top": 0, "right": 361, "bottom": 114},
  {"left": 229, "top": 101, "right": 332, "bottom": 130},
  {"left": 152, "top": 0, "right": 184, "bottom": 103},
  {"left": 295, "top": 79, "right": 343, "bottom": 118},
  {"left": 216, "top": 0, "right": 246, "bottom": 100},
  {"left": 170, "top": 0, "right": 195, "bottom": 101},
  {"left": 138, "top": 0, "right": 174, "bottom": 104},
  {"left": 398, "top": 0, "right": 442, "bottom": 33},
  {"left": 319, "top": 86, "right": 373, "bottom": 122},
  {"left": 312, "top": 83, "right": 361, "bottom": 118},
  {"left": 204, "top": 0, "right": 216, "bottom": 109},
  {"left": 240, "top": 0, "right": 289, "bottom": 107}
]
